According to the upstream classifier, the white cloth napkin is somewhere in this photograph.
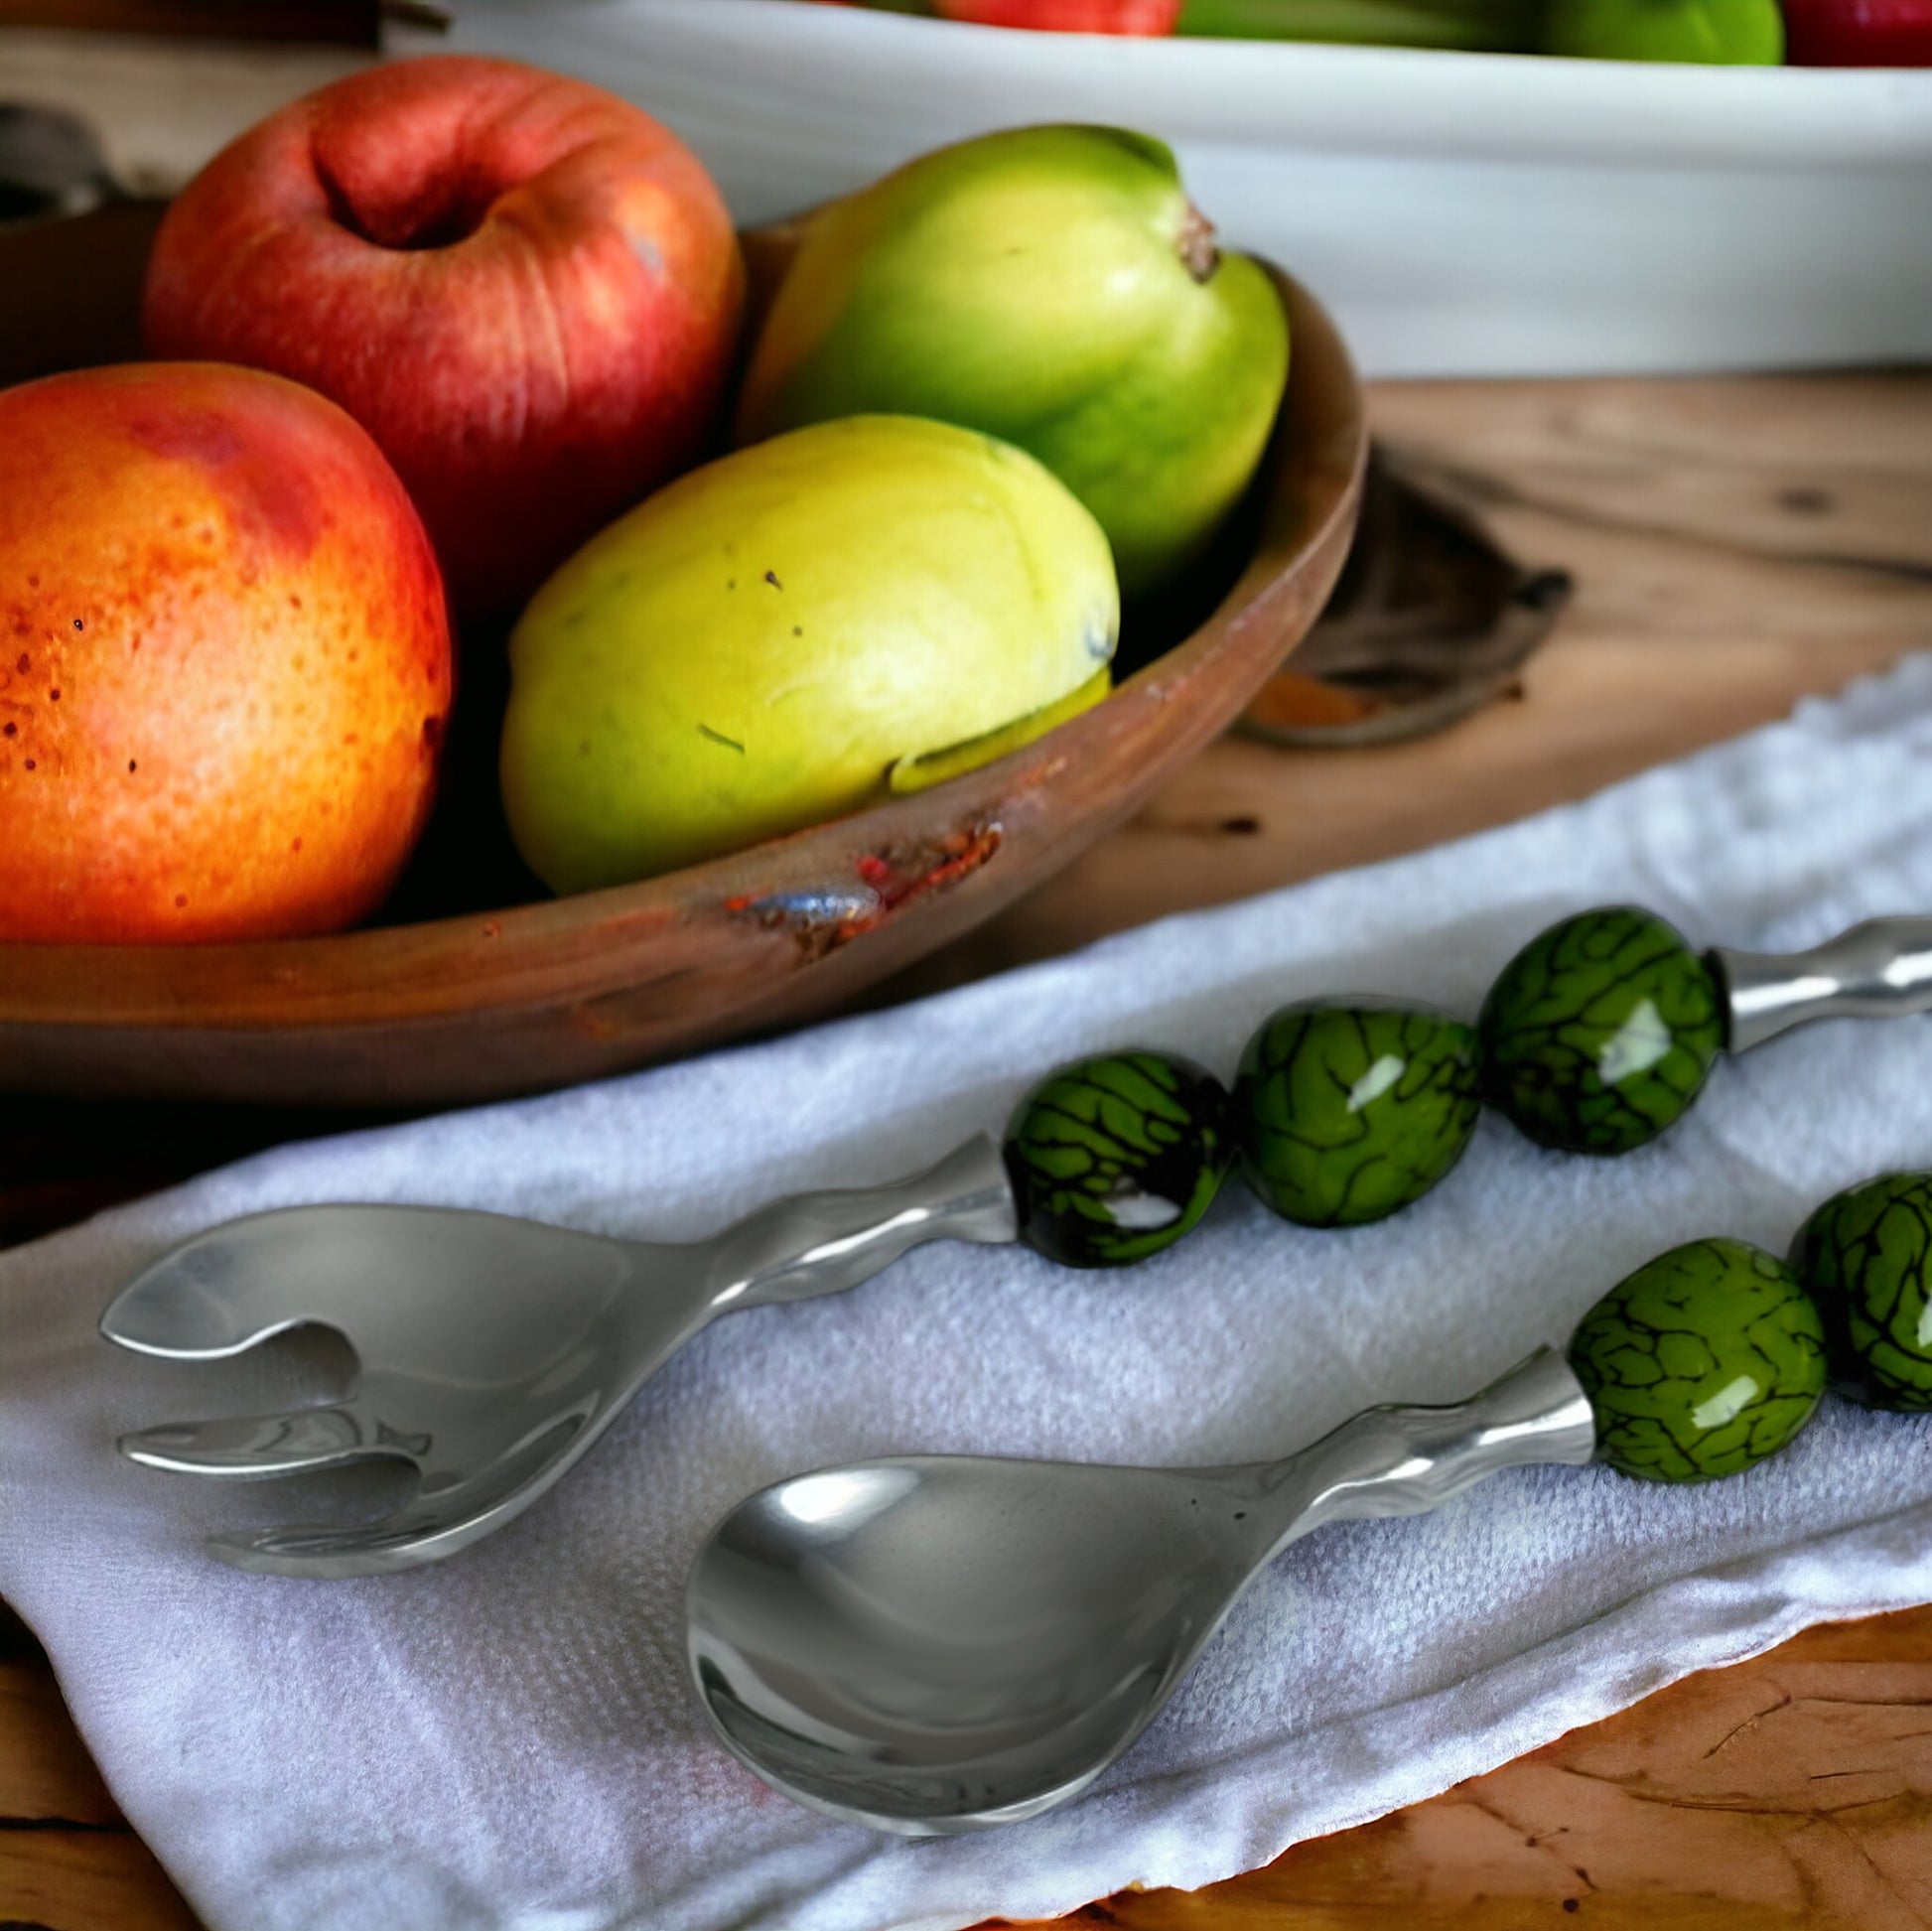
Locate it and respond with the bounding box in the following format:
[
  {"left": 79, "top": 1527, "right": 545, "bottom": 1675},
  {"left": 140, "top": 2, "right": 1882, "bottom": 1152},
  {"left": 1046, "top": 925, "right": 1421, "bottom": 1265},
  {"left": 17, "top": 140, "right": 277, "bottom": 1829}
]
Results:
[{"left": 7, "top": 658, "right": 1932, "bottom": 1931}]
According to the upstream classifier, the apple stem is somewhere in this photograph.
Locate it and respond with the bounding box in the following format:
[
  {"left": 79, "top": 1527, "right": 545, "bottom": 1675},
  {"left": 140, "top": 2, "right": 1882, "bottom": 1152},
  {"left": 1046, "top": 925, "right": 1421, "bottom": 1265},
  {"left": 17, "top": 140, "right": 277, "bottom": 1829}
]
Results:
[{"left": 1177, "top": 202, "right": 1220, "bottom": 284}]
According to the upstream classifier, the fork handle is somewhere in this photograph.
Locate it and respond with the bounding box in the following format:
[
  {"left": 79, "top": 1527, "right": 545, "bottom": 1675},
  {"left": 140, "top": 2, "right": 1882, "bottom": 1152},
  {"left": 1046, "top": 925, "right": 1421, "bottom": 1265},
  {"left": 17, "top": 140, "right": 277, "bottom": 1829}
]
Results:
[
  {"left": 1712, "top": 914, "right": 1932, "bottom": 1053},
  {"left": 700, "top": 1134, "right": 1018, "bottom": 1313}
]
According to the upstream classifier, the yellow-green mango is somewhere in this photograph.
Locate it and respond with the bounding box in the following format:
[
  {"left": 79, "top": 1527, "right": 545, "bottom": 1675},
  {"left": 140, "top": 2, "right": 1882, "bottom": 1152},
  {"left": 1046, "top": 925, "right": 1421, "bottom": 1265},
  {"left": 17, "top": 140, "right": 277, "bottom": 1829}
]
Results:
[
  {"left": 500, "top": 414, "right": 1117, "bottom": 893},
  {"left": 736, "top": 126, "right": 1290, "bottom": 601}
]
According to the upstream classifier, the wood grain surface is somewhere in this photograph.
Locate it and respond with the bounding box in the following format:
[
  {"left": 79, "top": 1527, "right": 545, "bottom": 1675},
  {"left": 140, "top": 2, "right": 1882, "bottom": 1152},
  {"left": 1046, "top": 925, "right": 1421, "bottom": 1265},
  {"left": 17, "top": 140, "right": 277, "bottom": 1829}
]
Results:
[
  {"left": 7, "top": 1596, "right": 1931, "bottom": 1931},
  {"left": 6, "top": 364, "right": 1932, "bottom": 1929},
  {"left": 998, "top": 1604, "right": 1932, "bottom": 1931}
]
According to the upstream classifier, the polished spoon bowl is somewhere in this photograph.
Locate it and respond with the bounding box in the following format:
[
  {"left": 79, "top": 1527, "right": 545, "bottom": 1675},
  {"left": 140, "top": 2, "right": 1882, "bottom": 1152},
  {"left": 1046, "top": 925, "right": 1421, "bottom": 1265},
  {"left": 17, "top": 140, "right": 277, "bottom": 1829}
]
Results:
[{"left": 686, "top": 1347, "right": 1596, "bottom": 1834}]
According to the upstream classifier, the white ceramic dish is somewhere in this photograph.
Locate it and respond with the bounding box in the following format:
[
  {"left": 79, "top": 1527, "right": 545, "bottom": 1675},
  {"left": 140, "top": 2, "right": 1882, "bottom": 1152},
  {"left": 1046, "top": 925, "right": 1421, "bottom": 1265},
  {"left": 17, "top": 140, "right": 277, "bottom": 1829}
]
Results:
[{"left": 433, "top": 0, "right": 1932, "bottom": 378}]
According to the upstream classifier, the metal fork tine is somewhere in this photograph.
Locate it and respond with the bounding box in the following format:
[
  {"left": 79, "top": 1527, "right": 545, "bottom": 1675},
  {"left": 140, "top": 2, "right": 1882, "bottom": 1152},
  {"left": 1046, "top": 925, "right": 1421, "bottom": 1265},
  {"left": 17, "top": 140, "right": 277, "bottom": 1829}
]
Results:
[
  {"left": 98, "top": 1211, "right": 353, "bottom": 1360},
  {"left": 116, "top": 1403, "right": 405, "bottom": 1480},
  {"left": 210, "top": 1515, "right": 459, "bottom": 1578},
  {"left": 207, "top": 1499, "right": 501, "bottom": 1579},
  {"left": 204, "top": 1412, "right": 599, "bottom": 1577}
]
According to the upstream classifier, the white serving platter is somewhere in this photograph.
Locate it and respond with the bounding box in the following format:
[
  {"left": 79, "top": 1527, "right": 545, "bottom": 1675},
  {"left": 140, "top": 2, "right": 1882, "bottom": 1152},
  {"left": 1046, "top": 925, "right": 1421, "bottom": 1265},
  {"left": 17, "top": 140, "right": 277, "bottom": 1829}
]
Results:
[{"left": 433, "top": 0, "right": 1932, "bottom": 378}]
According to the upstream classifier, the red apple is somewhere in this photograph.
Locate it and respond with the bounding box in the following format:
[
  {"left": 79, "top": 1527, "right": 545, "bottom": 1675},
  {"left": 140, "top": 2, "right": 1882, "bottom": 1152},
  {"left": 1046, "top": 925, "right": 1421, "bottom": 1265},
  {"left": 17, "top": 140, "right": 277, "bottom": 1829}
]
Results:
[
  {"left": 142, "top": 55, "right": 746, "bottom": 616},
  {"left": 1783, "top": 0, "right": 1932, "bottom": 63},
  {"left": 0, "top": 362, "right": 452, "bottom": 944}
]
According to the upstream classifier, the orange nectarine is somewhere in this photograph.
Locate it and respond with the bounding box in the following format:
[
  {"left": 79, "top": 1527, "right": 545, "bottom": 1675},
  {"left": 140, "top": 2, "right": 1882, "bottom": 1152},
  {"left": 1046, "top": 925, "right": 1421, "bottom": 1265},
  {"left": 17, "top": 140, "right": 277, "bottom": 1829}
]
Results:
[{"left": 0, "top": 362, "right": 453, "bottom": 943}]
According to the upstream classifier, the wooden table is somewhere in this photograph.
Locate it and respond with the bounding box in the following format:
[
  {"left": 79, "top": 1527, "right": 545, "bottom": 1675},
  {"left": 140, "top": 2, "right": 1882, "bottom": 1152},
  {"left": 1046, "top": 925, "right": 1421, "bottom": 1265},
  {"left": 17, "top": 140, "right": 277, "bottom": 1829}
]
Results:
[{"left": 6, "top": 365, "right": 1932, "bottom": 1930}]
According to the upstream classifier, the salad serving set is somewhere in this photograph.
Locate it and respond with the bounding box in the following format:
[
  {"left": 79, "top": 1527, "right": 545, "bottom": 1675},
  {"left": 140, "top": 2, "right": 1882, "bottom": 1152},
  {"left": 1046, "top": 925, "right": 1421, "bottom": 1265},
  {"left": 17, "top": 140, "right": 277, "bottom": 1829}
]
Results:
[{"left": 101, "top": 903, "right": 1932, "bottom": 1832}]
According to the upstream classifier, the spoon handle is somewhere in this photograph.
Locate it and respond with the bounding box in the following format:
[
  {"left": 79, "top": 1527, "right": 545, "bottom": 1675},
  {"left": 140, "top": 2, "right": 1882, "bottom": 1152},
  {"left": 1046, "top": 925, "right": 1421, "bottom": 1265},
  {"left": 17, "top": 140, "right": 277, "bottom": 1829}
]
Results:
[
  {"left": 1712, "top": 914, "right": 1932, "bottom": 1053},
  {"left": 1254, "top": 1346, "right": 1596, "bottom": 1552},
  {"left": 700, "top": 1133, "right": 1018, "bottom": 1313}
]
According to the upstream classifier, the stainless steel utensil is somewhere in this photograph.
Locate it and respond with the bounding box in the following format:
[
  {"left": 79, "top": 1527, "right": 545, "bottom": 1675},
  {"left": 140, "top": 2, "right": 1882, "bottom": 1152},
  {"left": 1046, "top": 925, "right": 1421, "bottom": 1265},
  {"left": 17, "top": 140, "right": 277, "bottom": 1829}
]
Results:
[
  {"left": 99, "top": 911, "right": 1932, "bottom": 1579},
  {"left": 99, "top": 1137, "right": 1015, "bottom": 1578},
  {"left": 686, "top": 1346, "right": 1596, "bottom": 1834}
]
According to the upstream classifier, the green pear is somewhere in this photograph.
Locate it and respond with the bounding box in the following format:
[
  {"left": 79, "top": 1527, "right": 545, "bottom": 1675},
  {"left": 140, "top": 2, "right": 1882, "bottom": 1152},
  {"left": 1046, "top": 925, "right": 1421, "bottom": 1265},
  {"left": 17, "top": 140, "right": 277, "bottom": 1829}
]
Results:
[
  {"left": 500, "top": 415, "right": 1117, "bottom": 893},
  {"left": 736, "top": 126, "right": 1290, "bottom": 600}
]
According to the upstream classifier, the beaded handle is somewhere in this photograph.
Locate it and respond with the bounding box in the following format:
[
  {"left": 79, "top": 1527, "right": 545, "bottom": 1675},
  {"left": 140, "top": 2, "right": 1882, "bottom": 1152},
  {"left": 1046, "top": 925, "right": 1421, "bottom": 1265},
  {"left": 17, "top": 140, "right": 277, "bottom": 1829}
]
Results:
[
  {"left": 696, "top": 907, "right": 1931, "bottom": 1489},
  {"left": 1564, "top": 1169, "right": 1932, "bottom": 1484},
  {"left": 988, "top": 907, "right": 1932, "bottom": 1488},
  {"left": 1000, "top": 905, "right": 1932, "bottom": 1269}
]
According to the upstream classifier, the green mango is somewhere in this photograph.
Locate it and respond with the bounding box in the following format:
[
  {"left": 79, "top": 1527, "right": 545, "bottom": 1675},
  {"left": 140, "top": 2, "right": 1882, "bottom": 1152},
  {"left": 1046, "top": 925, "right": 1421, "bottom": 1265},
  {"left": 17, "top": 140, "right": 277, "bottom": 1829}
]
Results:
[
  {"left": 736, "top": 126, "right": 1290, "bottom": 601},
  {"left": 500, "top": 415, "right": 1117, "bottom": 893},
  {"left": 1542, "top": 0, "right": 1784, "bottom": 63}
]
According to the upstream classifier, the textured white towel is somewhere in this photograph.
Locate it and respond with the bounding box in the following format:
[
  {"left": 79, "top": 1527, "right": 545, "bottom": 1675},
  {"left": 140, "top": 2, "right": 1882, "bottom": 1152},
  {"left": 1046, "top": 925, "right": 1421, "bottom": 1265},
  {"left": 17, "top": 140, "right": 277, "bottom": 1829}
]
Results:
[{"left": 6, "top": 658, "right": 1932, "bottom": 1931}]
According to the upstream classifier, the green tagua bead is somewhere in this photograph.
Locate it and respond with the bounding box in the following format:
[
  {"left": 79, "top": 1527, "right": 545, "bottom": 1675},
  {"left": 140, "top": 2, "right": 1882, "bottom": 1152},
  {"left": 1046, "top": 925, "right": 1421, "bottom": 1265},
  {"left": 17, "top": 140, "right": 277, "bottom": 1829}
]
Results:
[
  {"left": 1004, "top": 1051, "right": 1233, "bottom": 1268},
  {"left": 1478, "top": 906, "right": 1725, "bottom": 1157},
  {"left": 1791, "top": 1172, "right": 1932, "bottom": 1412},
  {"left": 1235, "top": 1002, "right": 1481, "bottom": 1227},
  {"left": 1568, "top": 1237, "right": 1828, "bottom": 1482}
]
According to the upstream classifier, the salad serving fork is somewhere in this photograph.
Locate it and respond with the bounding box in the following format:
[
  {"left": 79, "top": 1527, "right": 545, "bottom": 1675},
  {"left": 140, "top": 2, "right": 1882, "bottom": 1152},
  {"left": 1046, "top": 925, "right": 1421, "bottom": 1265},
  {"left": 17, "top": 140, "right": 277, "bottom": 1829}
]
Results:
[{"left": 102, "top": 1138, "right": 1014, "bottom": 1577}]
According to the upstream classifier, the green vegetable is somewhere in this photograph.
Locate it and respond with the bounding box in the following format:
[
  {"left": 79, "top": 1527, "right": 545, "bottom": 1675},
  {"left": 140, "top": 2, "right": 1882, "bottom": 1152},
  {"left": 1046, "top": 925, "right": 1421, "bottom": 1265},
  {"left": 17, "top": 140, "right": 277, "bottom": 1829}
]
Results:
[
  {"left": 1005, "top": 1051, "right": 1232, "bottom": 1267},
  {"left": 1791, "top": 1172, "right": 1932, "bottom": 1412},
  {"left": 1542, "top": 0, "right": 1784, "bottom": 63},
  {"left": 1177, "top": 0, "right": 1539, "bottom": 48},
  {"left": 1569, "top": 1237, "right": 1828, "bottom": 1482},
  {"left": 1235, "top": 1001, "right": 1480, "bottom": 1226},
  {"left": 1478, "top": 906, "right": 1725, "bottom": 1157}
]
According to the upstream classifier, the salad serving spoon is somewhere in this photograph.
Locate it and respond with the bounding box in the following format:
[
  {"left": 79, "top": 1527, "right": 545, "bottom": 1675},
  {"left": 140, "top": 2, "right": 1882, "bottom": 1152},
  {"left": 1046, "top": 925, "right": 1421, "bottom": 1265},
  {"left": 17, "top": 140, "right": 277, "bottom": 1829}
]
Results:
[
  {"left": 685, "top": 1346, "right": 1598, "bottom": 1833},
  {"left": 689, "top": 1157, "right": 1886, "bottom": 1836}
]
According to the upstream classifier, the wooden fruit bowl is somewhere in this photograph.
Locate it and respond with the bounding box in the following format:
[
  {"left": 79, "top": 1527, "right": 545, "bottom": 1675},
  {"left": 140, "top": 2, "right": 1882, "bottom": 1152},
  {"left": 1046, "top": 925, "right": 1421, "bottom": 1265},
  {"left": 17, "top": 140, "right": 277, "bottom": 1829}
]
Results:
[{"left": 0, "top": 207, "right": 1365, "bottom": 1108}]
